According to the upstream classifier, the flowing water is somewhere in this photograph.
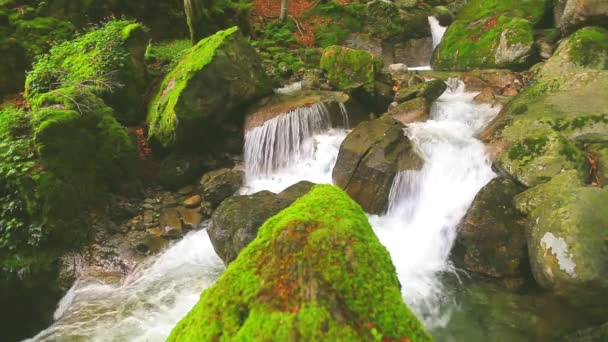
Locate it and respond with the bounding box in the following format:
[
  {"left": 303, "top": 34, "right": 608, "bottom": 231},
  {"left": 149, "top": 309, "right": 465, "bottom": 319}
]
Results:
[
  {"left": 428, "top": 16, "right": 448, "bottom": 49},
  {"left": 29, "top": 79, "right": 590, "bottom": 341}
]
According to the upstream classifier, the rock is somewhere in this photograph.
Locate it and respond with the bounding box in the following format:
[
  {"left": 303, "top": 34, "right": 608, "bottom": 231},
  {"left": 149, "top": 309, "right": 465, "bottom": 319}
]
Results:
[
  {"left": 542, "top": 26, "right": 608, "bottom": 72},
  {"left": 301, "top": 68, "right": 323, "bottom": 90},
  {"left": 167, "top": 185, "right": 432, "bottom": 342},
  {"left": 199, "top": 168, "right": 244, "bottom": 208},
  {"left": 473, "top": 87, "right": 497, "bottom": 104},
  {"left": 496, "top": 127, "right": 587, "bottom": 187},
  {"left": 208, "top": 191, "right": 291, "bottom": 264},
  {"left": 147, "top": 26, "right": 272, "bottom": 151},
  {"left": 387, "top": 97, "right": 431, "bottom": 124},
  {"left": 388, "top": 63, "right": 409, "bottom": 73},
  {"left": 244, "top": 90, "right": 353, "bottom": 131},
  {"left": 160, "top": 208, "right": 183, "bottom": 239},
  {"left": 562, "top": 322, "right": 608, "bottom": 342},
  {"left": 178, "top": 207, "right": 203, "bottom": 230},
  {"left": 432, "top": 0, "right": 546, "bottom": 70},
  {"left": 577, "top": 134, "right": 608, "bottom": 186},
  {"left": 25, "top": 21, "right": 148, "bottom": 123},
  {"left": 394, "top": 79, "right": 447, "bottom": 103},
  {"left": 208, "top": 182, "right": 315, "bottom": 264},
  {"left": 320, "top": 45, "right": 382, "bottom": 92},
  {"left": 134, "top": 235, "right": 168, "bottom": 255},
  {"left": 515, "top": 171, "right": 608, "bottom": 314},
  {"left": 455, "top": 178, "right": 528, "bottom": 286},
  {"left": 183, "top": 195, "right": 202, "bottom": 208},
  {"left": 142, "top": 210, "right": 155, "bottom": 225},
  {"left": 432, "top": 6, "right": 454, "bottom": 26},
  {"left": 332, "top": 116, "right": 423, "bottom": 214},
  {"left": 177, "top": 184, "right": 196, "bottom": 195},
  {"left": 159, "top": 153, "right": 215, "bottom": 190},
  {"left": 0, "top": 39, "right": 27, "bottom": 98},
  {"left": 555, "top": 0, "right": 608, "bottom": 34}
]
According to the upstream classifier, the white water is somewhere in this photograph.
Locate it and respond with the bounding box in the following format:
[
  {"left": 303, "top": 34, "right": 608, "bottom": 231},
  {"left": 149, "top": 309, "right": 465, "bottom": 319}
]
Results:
[
  {"left": 28, "top": 230, "right": 224, "bottom": 341},
  {"left": 30, "top": 80, "right": 500, "bottom": 341},
  {"left": 429, "top": 16, "right": 448, "bottom": 49},
  {"left": 242, "top": 102, "right": 348, "bottom": 194},
  {"left": 244, "top": 79, "right": 501, "bottom": 327}
]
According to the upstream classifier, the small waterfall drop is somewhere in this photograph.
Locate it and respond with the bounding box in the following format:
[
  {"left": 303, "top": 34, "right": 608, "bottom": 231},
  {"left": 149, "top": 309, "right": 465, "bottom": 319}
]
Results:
[
  {"left": 428, "top": 16, "right": 448, "bottom": 49},
  {"left": 243, "top": 102, "right": 349, "bottom": 194}
]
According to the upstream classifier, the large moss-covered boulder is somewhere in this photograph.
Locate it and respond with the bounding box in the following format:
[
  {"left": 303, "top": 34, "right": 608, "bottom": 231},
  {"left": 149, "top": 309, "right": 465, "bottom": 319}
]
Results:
[
  {"left": 320, "top": 45, "right": 382, "bottom": 92},
  {"left": 25, "top": 20, "right": 148, "bottom": 123},
  {"left": 542, "top": 26, "right": 608, "bottom": 72},
  {"left": 455, "top": 177, "right": 528, "bottom": 288},
  {"left": 208, "top": 181, "right": 314, "bottom": 264},
  {"left": 168, "top": 185, "right": 432, "bottom": 341},
  {"left": 147, "top": 26, "right": 272, "bottom": 151},
  {"left": 332, "top": 116, "right": 423, "bottom": 214},
  {"left": 554, "top": 0, "right": 608, "bottom": 34},
  {"left": 515, "top": 171, "right": 608, "bottom": 314},
  {"left": 432, "top": 0, "right": 549, "bottom": 70}
]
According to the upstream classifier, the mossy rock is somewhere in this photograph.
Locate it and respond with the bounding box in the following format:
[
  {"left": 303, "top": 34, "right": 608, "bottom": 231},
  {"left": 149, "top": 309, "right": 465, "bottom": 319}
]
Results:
[
  {"left": 168, "top": 185, "right": 433, "bottom": 341},
  {"left": 543, "top": 26, "right": 608, "bottom": 72},
  {"left": 332, "top": 116, "right": 423, "bottom": 214},
  {"left": 25, "top": 20, "right": 149, "bottom": 124},
  {"left": 431, "top": 0, "right": 549, "bottom": 70},
  {"left": 320, "top": 45, "right": 381, "bottom": 92},
  {"left": 515, "top": 171, "right": 608, "bottom": 315},
  {"left": 147, "top": 26, "right": 272, "bottom": 151},
  {"left": 554, "top": 0, "right": 608, "bottom": 35},
  {"left": 497, "top": 127, "right": 587, "bottom": 187},
  {"left": 394, "top": 79, "right": 447, "bottom": 103}
]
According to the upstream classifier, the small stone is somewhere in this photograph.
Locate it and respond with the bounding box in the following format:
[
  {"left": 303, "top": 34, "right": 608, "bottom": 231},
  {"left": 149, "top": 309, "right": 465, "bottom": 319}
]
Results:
[
  {"left": 159, "top": 208, "right": 182, "bottom": 239},
  {"left": 178, "top": 184, "right": 196, "bottom": 195},
  {"left": 183, "top": 195, "right": 202, "bottom": 208},
  {"left": 388, "top": 63, "right": 408, "bottom": 73},
  {"left": 179, "top": 207, "right": 203, "bottom": 230},
  {"left": 142, "top": 203, "right": 154, "bottom": 210},
  {"left": 143, "top": 198, "right": 156, "bottom": 205},
  {"left": 161, "top": 193, "right": 178, "bottom": 207},
  {"left": 143, "top": 210, "right": 155, "bottom": 224},
  {"left": 502, "top": 87, "right": 518, "bottom": 97},
  {"left": 473, "top": 87, "right": 497, "bottom": 104}
]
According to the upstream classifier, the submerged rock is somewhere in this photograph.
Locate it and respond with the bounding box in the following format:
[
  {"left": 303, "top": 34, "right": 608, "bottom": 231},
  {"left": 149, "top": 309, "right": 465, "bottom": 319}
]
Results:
[
  {"left": 168, "top": 185, "right": 432, "bottom": 341},
  {"left": 516, "top": 171, "right": 608, "bottom": 315},
  {"left": 147, "top": 26, "right": 272, "bottom": 151},
  {"left": 208, "top": 181, "right": 314, "bottom": 264},
  {"left": 332, "top": 116, "right": 423, "bottom": 214},
  {"left": 455, "top": 177, "right": 528, "bottom": 288}
]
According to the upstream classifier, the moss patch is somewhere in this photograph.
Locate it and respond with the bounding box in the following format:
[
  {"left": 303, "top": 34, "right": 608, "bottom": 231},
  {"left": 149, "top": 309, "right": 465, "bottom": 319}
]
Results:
[
  {"left": 168, "top": 185, "right": 432, "bottom": 342},
  {"left": 568, "top": 26, "right": 608, "bottom": 69}
]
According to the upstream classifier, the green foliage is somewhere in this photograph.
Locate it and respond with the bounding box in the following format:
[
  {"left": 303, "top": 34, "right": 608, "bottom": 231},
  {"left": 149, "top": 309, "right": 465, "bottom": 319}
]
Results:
[
  {"left": 250, "top": 21, "right": 306, "bottom": 80},
  {"left": 0, "top": 105, "right": 43, "bottom": 252},
  {"left": 145, "top": 39, "right": 193, "bottom": 74},
  {"left": 167, "top": 185, "right": 433, "bottom": 341}
]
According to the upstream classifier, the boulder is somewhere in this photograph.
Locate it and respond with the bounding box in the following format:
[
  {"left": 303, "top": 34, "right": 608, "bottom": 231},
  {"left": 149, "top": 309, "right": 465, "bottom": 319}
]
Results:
[
  {"left": 473, "top": 87, "right": 497, "bottom": 104},
  {"left": 208, "top": 181, "right": 314, "bottom": 264},
  {"left": 168, "top": 185, "right": 432, "bottom": 342},
  {"left": 455, "top": 178, "right": 528, "bottom": 288},
  {"left": 332, "top": 116, "right": 423, "bottom": 214},
  {"left": 199, "top": 168, "right": 244, "bottom": 208},
  {"left": 555, "top": 0, "right": 608, "bottom": 34},
  {"left": 387, "top": 97, "right": 431, "bottom": 124},
  {"left": 515, "top": 171, "right": 608, "bottom": 314},
  {"left": 432, "top": 0, "right": 548, "bottom": 70},
  {"left": 394, "top": 79, "right": 447, "bottom": 103},
  {"left": 159, "top": 207, "right": 183, "bottom": 239},
  {"left": 25, "top": 20, "right": 148, "bottom": 123},
  {"left": 432, "top": 6, "right": 454, "bottom": 26},
  {"left": 147, "top": 26, "right": 272, "bottom": 151},
  {"left": 541, "top": 26, "right": 608, "bottom": 72}
]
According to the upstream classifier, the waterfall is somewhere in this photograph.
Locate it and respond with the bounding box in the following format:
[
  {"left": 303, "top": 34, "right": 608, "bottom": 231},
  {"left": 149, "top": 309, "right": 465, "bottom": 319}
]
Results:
[
  {"left": 428, "top": 16, "right": 447, "bottom": 49},
  {"left": 242, "top": 102, "right": 349, "bottom": 193},
  {"left": 370, "top": 79, "right": 499, "bottom": 327}
]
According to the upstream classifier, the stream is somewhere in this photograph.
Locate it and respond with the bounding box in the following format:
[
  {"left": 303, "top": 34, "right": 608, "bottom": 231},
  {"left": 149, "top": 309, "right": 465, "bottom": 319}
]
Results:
[{"left": 26, "top": 18, "right": 590, "bottom": 342}]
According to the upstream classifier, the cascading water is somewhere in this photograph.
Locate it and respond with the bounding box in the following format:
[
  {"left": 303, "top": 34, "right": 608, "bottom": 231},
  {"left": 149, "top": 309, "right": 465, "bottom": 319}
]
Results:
[
  {"left": 428, "top": 16, "right": 448, "bottom": 49},
  {"left": 242, "top": 102, "right": 349, "bottom": 194},
  {"left": 28, "top": 229, "right": 224, "bottom": 341},
  {"left": 369, "top": 80, "right": 499, "bottom": 327}
]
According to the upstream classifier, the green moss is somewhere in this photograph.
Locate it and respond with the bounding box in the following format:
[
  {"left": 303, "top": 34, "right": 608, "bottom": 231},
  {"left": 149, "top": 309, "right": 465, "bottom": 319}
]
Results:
[
  {"left": 306, "top": 2, "right": 365, "bottom": 48},
  {"left": 568, "top": 26, "right": 608, "bottom": 69},
  {"left": 168, "top": 185, "right": 432, "bottom": 342},
  {"left": 320, "top": 45, "right": 380, "bottom": 92},
  {"left": 432, "top": 0, "right": 548, "bottom": 70},
  {"left": 25, "top": 20, "right": 148, "bottom": 123}
]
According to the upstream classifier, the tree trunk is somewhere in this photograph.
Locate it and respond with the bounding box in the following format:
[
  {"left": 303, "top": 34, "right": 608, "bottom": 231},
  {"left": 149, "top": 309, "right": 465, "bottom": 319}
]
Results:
[
  {"left": 279, "top": 0, "right": 288, "bottom": 22},
  {"left": 184, "top": 0, "right": 205, "bottom": 44}
]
